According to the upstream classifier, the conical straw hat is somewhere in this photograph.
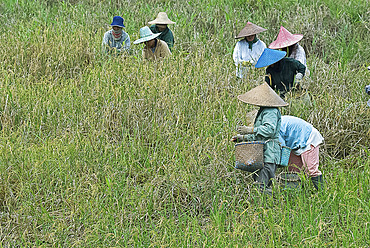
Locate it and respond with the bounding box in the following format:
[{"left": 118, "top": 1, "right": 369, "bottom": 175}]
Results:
[
  {"left": 235, "top": 22, "right": 267, "bottom": 39},
  {"left": 237, "top": 82, "right": 289, "bottom": 107},
  {"left": 148, "top": 12, "right": 176, "bottom": 25},
  {"left": 269, "top": 26, "right": 303, "bottom": 49},
  {"left": 255, "top": 48, "right": 286, "bottom": 68}
]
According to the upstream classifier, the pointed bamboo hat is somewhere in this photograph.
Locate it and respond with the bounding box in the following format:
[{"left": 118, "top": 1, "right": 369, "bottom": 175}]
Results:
[
  {"left": 235, "top": 22, "right": 267, "bottom": 39},
  {"left": 148, "top": 12, "right": 176, "bottom": 25},
  {"left": 237, "top": 82, "right": 289, "bottom": 107},
  {"left": 269, "top": 26, "right": 303, "bottom": 49},
  {"left": 255, "top": 48, "right": 286, "bottom": 68}
]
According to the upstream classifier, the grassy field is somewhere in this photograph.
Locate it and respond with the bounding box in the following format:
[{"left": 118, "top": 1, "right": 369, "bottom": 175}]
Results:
[{"left": 0, "top": 0, "right": 369, "bottom": 246}]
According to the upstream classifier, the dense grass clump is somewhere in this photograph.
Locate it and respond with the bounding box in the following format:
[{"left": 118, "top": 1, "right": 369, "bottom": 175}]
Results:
[{"left": 0, "top": 0, "right": 369, "bottom": 246}]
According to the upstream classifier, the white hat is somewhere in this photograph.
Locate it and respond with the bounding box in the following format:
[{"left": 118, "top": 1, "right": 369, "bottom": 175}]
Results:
[
  {"left": 133, "top": 26, "right": 161, "bottom": 44},
  {"left": 148, "top": 12, "right": 175, "bottom": 25}
]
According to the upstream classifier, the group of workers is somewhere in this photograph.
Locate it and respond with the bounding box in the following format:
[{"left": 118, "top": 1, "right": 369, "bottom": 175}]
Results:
[
  {"left": 233, "top": 22, "right": 309, "bottom": 97},
  {"left": 231, "top": 83, "right": 324, "bottom": 194},
  {"left": 102, "top": 15, "right": 345, "bottom": 194},
  {"left": 102, "top": 12, "right": 174, "bottom": 60},
  {"left": 103, "top": 17, "right": 309, "bottom": 98},
  {"left": 231, "top": 22, "right": 326, "bottom": 194}
]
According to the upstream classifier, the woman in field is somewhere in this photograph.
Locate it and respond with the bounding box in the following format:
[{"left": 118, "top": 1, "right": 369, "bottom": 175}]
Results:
[
  {"left": 367, "top": 66, "right": 370, "bottom": 107},
  {"left": 233, "top": 22, "right": 267, "bottom": 78},
  {"left": 231, "top": 83, "right": 288, "bottom": 194},
  {"left": 102, "top": 16, "right": 130, "bottom": 55},
  {"left": 148, "top": 12, "right": 175, "bottom": 51},
  {"left": 133, "top": 26, "right": 172, "bottom": 60},
  {"left": 279, "top": 116, "right": 324, "bottom": 190},
  {"left": 255, "top": 48, "right": 306, "bottom": 97},
  {"left": 269, "top": 26, "right": 310, "bottom": 76}
]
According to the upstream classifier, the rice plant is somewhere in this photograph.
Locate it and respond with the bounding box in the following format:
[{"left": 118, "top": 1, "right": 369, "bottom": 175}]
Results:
[{"left": 0, "top": 0, "right": 369, "bottom": 246}]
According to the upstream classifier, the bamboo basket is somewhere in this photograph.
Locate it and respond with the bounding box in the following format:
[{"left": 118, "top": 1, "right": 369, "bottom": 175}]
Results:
[
  {"left": 277, "top": 172, "right": 301, "bottom": 189},
  {"left": 235, "top": 141, "right": 264, "bottom": 172}
]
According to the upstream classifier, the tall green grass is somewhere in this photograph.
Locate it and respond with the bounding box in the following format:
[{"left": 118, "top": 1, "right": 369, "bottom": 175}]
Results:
[{"left": 0, "top": 0, "right": 369, "bottom": 246}]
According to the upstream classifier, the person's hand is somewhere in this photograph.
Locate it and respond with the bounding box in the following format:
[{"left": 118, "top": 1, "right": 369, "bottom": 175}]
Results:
[
  {"left": 236, "top": 125, "right": 254, "bottom": 134},
  {"left": 231, "top": 134, "right": 244, "bottom": 142},
  {"left": 366, "top": 85, "right": 370, "bottom": 95},
  {"left": 294, "top": 73, "right": 304, "bottom": 90},
  {"left": 295, "top": 72, "right": 303, "bottom": 84},
  {"left": 295, "top": 72, "right": 304, "bottom": 80},
  {"left": 241, "top": 61, "right": 253, "bottom": 67}
]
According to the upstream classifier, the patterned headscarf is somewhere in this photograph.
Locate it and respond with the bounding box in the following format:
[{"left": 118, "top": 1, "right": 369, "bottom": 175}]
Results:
[{"left": 112, "top": 28, "right": 122, "bottom": 41}]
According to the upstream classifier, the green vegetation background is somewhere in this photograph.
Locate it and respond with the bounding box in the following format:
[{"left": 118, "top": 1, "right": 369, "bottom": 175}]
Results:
[{"left": 0, "top": 0, "right": 369, "bottom": 246}]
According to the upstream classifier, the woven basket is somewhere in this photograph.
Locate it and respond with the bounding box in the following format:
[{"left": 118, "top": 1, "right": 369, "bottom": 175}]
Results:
[
  {"left": 277, "top": 172, "right": 301, "bottom": 189},
  {"left": 235, "top": 141, "right": 264, "bottom": 172},
  {"left": 279, "top": 146, "right": 291, "bottom": 167}
]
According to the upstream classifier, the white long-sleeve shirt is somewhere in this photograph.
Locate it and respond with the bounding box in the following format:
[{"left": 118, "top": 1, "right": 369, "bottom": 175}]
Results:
[{"left": 233, "top": 39, "right": 266, "bottom": 78}]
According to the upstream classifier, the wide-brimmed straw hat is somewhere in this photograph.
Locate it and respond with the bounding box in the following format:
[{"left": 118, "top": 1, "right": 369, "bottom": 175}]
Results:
[
  {"left": 255, "top": 48, "right": 286, "bottom": 68},
  {"left": 133, "top": 26, "right": 161, "bottom": 44},
  {"left": 237, "top": 82, "right": 288, "bottom": 107},
  {"left": 148, "top": 12, "right": 176, "bottom": 25},
  {"left": 235, "top": 22, "right": 267, "bottom": 39},
  {"left": 110, "top": 16, "right": 125, "bottom": 28},
  {"left": 269, "top": 26, "right": 303, "bottom": 49}
]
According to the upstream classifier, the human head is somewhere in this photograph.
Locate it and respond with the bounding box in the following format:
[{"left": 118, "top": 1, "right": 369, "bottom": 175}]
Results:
[
  {"left": 245, "top": 34, "right": 256, "bottom": 42},
  {"left": 133, "top": 26, "right": 161, "bottom": 45},
  {"left": 112, "top": 26, "right": 122, "bottom": 31},
  {"left": 156, "top": 24, "right": 168, "bottom": 32},
  {"left": 144, "top": 39, "right": 156, "bottom": 48}
]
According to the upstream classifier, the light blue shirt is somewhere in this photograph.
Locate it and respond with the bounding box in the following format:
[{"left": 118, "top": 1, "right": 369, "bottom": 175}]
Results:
[
  {"left": 279, "top": 116, "right": 312, "bottom": 149},
  {"left": 102, "top": 30, "right": 130, "bottom": 54},
  {"left": 279, "top": 116, "right": 323, "bottom": 155}
]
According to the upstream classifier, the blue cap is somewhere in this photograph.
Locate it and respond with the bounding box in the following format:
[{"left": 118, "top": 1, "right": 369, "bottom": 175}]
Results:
[
  {"left": 111, "top": 16, "right": 125, "bottom": 28},
  {"left": 255, "top": 48, "right": 286, "bottom": 68}
]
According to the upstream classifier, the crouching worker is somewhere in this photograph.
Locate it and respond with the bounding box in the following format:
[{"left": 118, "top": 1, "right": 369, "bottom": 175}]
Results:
[
  {"left": 367, "top": 66, "right": 370, "bottom": 107},
  {"left": 269, "top": 26, "right": 310, "bottom": 77},
  {"left": 149, "top": 12, "right": 176, "bottom": 51},
  {"left": 102, "top": 16, "right": 130, "bottom": 55},
  {"left": 366, "top": 84, "right": 370, "bottom": 107},
  {"left": 279, "top": 116, "right": 324, "bottom": 190},
  {"left": 233, "top": 22, "right": 267, "bottom": 78},
  {"left": 133, "top": 26, "right": 171, "bottom": 60},
  {"left": 255, "top": 48, "right": 306, "bottom": 98},
  {"left": 231, "top": 82, "right": 288, "bottom": 194}
]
